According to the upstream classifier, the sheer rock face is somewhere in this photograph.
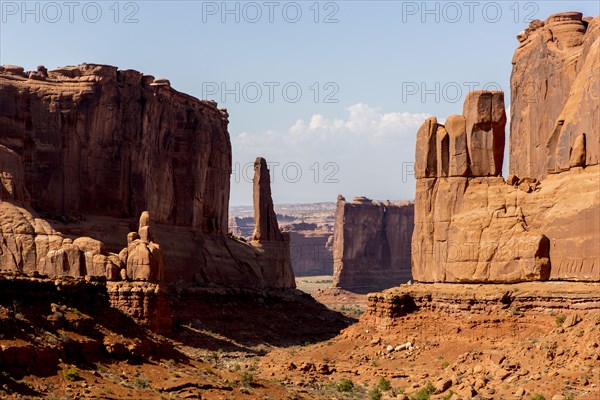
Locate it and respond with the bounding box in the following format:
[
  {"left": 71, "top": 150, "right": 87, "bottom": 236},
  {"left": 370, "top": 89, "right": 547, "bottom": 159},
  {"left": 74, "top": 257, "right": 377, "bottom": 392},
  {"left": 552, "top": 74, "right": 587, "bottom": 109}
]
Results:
[
  {"left": 0, "top": 64, "right": 296, "bottom": 288},
  {"left": 510, "top": 13, "right": 599, "bottom": 179},
  {"left": 0, "top": 145, "right": 28, "bottom": 202},
  {"left": 412, "top": 17, "right": 600, "bottom": 283},
  {"left": 333, "top": 197, "right": 413, "bottom": 293},
  {"left": 412, "top": 13, "right": 600, "bottom": 282},
  {"left": 0, "top": 144, "right": 121, "bottom": 278},
  {"left": 252, "top": 158, "right": 283, "bottom": 242},
  {"left": 463, "top": 91, "right": 507, "bottom": 177},
  {"left": 250, "top": 157, "right": 295, "bottom": 288},
  {"left": 0, "top": 63, "right": 231, "bottom": 233}
]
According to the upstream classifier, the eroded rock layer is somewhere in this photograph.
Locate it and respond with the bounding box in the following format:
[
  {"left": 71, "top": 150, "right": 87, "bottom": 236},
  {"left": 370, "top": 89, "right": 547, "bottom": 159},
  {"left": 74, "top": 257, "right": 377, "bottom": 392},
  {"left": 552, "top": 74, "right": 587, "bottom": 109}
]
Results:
[
  {"left": 0, "top": 64, "right": 294, "bottom": 288},
  {"left": 333, "top": 196, "right": 413, "bottom": 293},
  {"left": 510, "top": 13, "right": 599, "bottom": 179},
  {"left": 412, "top": 14, "right": 599, "bottom": 282}
]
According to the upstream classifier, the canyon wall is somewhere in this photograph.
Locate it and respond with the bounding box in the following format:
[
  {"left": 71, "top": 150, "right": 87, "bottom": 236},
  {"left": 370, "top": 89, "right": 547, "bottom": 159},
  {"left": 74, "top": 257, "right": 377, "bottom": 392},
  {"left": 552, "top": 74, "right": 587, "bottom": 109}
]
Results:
[
  {"left": 333, "top": 196, "right": 413, "bottom": 293},
  {"left": 510, "top": 12, "right": 599, "bottom": 180},
  {"left": 412, "top": 13, "right": 599, "bottom": 283},
  {"left": 0, "top": 64, "right": 294, "bottom": 288},
  {"left": 287, "top": 228, "right": 333, "bottom": 276}
]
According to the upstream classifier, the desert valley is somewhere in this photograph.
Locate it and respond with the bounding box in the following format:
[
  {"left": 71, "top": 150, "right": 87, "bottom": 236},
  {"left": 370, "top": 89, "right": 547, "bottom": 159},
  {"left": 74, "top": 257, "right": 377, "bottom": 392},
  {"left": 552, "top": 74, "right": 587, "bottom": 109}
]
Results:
[{"left": 0, "top": 6, "right": 599, "bottom": 400}]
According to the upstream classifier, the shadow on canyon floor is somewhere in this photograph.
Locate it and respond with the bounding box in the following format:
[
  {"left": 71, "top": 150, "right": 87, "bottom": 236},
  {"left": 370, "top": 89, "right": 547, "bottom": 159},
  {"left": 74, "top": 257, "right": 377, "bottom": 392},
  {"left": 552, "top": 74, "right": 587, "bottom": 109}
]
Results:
[{"left": 168, "top": 288, "right": 356, "bottom": 355}]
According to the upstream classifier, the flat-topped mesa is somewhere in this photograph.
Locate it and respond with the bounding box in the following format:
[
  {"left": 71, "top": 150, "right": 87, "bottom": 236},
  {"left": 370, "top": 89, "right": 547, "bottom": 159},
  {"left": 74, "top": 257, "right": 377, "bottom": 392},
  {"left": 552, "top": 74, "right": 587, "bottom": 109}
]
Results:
[
  {"left": 0, "top": 63, "right": 230, "bottom": 234},
  {"left": 415, "top": 91, "right": 506, "bottom": 178},
  {"left": 252, "top": 157, "right": 283, "bottom": 242},
  {"left": 0, "top": 64, "right": 298, "bottom": 288},
  {"left": 333, "top": 196, "right": 413, "bottom": 293},
  {"left": 511, "top": 13, "right": 599, "bottom": 180}
]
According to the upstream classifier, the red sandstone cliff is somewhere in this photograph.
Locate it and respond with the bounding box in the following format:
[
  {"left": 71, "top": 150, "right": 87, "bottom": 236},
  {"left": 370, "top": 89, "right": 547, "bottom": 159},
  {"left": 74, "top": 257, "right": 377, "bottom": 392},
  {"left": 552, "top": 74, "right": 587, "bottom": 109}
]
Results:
[
  {"left": 510, "top": 12, "right": 599, "bottom": 180},
  {"left": 411, "top": 13, "right": 599, "bottom": 283},
  {"left": 333, "top": 196, "right": 413, "bottom": 293},
  {"left": 0, "top": 64, "right": 294, "bottom": 288}
]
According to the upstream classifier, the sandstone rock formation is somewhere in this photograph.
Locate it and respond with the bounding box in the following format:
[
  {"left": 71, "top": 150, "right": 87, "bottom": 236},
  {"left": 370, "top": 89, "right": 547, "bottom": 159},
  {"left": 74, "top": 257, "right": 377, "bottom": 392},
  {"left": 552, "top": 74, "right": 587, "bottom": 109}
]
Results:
[
  {"left": 123, "top": 212, "right": 165, "bottom": 281},
  {"left": 0, "top": 145, "right": 125, "bottom": 279},
  {"left": 0, "top": 64, "right": 230, "bottom": 233},
  {"left": 510, "top": 12, "right": 599, "bottom": 179},
  {"left": 0, "top": 64, "right": 294, "bottom": 288},
  {"left": 333, "top": 196, "right": 413, "bottom": 293},
  {"left": 229, "top": 217, "right": 334, "bottom": 277},
  {"left": 250, "top": 157, "right": 295, "bottom": 288},
  {"left": 286, "top": 227, "right": 333, "bottom": 276},
  {"left": 412, "top": 14, "right": 599, "bottom": 283},
  {"left": 253, "top": 158, "right": 283, "bottom": 242}
]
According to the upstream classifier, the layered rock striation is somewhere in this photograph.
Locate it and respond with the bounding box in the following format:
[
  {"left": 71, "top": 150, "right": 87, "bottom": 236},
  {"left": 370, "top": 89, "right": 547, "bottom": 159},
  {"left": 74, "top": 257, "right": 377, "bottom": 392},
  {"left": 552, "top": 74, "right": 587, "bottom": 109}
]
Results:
[
  {"left": 333, "top": 196, "right": 413, "bottom": 293},
  {"left": 510, "top": 12, "right": 599, "bottom": 179},
  {"left": 0, "top": 64, "right": 294, "bottom": 288},
  {"left": 412, "top": 13, "right": 599, "bottom": 283}
]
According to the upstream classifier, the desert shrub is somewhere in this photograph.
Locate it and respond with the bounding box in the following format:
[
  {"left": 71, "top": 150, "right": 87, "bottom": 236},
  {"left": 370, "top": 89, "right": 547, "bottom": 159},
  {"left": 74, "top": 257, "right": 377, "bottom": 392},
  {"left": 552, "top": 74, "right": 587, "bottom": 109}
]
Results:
[
  {"left": 529, "top": 395, "right": 546, "bottom": 400},
  {"left": 240, "top": 370, "right": 254, "bottom": 387},
  {"left": 377, "top": 377, "right": 391, "bottom": 391},
  {"left": 442, "top": 391, "right": 455, "bottom": 400},
  {"left": 369, "top": 387, "right": 382, "bottom": 400},
  {"left": 556, "top": 315, "right": 566, "bottom": 326},
  {"left": 63, "top": 368, "right": 80, "bottom": 381},
  {"left": 411, "top": 382, "right": 435, "bottom": 400},
  {"left": 135, "top": 377, "right": 150, "bottom": 389},
  {"left": 336, "top": 378, "right": 354, "bottom": 392}
]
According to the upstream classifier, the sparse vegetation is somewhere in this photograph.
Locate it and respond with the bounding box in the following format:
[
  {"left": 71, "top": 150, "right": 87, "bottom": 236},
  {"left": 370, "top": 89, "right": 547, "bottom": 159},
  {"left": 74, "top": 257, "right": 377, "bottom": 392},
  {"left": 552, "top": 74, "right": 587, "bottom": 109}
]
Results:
[
  {"left": 240, "top": 370, "right": 254, "bottom": 387},
  {"left": 376, "top": 377, "right": 391, "bottom": 391},
  {"left": 336, "top": 378, "right": 355, "bottom": 392},
  {"left": 441, "top": 361, "right": 449, "bottom": 369},
  {"left": 442, "top": 391, "right": 455, "bottom": 400},
  {"left": 556, "top": 315, "right": 566, "bottom": 326},
  {"left": 529, "top": 395, "right": 546, "bottom": 400},
  {"left": 135, "top": 377, "right": 150, "bottom": 389},
  {"left": 369, "top": 387, "right": 382, "bottom": 400},
  {"left": 392, "top": 386, "right": 406, "bottom": 395},
  {"left": 63, "top": 368, "right": 80, "bottom": 381},
  {"left": 410, "top": 382, "right": 435, "bottom": 400}
]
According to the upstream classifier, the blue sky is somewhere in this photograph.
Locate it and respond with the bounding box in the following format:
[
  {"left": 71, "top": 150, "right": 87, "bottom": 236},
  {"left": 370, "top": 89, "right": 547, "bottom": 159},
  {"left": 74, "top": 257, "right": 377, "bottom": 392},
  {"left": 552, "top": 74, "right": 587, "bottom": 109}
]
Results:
[{"left": 1, "top": 1, "right": 598, "bottom": 205}]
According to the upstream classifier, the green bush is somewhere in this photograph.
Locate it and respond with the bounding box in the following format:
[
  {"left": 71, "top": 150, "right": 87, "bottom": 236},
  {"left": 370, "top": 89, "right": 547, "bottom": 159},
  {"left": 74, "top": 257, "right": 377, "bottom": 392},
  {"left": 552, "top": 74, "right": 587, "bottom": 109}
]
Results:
[
  {"left": 63, "top": 368, "right": 80, "bottom": 381},
  {"left": 556, "top": 315, "right": 566, "bottom": 326},
  {"left": 442, "top": 391, "right": 454, "bottom": 400},
  {"left": 336, "top": 378, "right": 354, "bottom": 392},
  {"left": 411, "top": 382, "right": 435, "bottom": 400},
  {"left": 529, "top": 395, "right": 546, "bottom": 400},
  {"left": 135, "top": 377, "right": 150, "bottom": 389},
  {"left": 377, "top": 377, "right": 391, "bottom": 391},
  {"left": 369, "top": 387, "right": 382, "bottom": 400},
  {"left": 240, "top": 370, "right": 254, "bottom": 387}
]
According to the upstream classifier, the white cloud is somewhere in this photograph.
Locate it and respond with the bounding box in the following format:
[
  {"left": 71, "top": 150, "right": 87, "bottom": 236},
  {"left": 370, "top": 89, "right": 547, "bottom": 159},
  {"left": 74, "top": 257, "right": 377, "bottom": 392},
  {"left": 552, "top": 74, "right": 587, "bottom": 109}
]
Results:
[
  {"left": 237, "top": 103, "right": 429, "bottom": 145},
  {"left": 230, "top": 103, "right": 431, "bottom": 205}
]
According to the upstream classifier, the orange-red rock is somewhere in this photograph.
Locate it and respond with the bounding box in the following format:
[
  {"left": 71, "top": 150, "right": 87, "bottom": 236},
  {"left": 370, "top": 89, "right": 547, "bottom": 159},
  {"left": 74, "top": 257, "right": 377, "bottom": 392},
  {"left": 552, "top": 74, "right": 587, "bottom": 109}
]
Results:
[
  {"left": 510, "top": 13, "right": 599, "bottom": 179},
  {"left": 333, "top": 196, "right": 413, "bottom": 292},
  {"left": 0, "top": 64, "right": 295, "bottom": 288}
]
